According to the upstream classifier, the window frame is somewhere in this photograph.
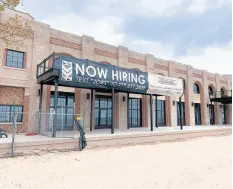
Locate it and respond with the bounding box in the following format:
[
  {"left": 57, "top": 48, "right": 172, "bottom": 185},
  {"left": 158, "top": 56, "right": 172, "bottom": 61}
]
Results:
[
  {"left": 0, "top": 105, "right": 23, "bottom": 123},
  {"left": 194, "top": 103, "right": 202, "bottom": 125},
  {"left": 220, "top": 88, "right": 225, "bottom": 97},
  {"left": 155, "top": 99, "right": 166, "bottom": 126},
  {"left": 193, "top": 83, "right": 200, "bottom": 94},
  {"left": 177, "top": 101, "right": 186, "bottom": 126},
  {"left": 128, "top": 98, "right": 142, "bottom": 128},
  {"left": 6, "top": 49, "right": 25, "bottom": 69},
  {"left": 208, "top": 86, "right": 214, "bottom": 96}
]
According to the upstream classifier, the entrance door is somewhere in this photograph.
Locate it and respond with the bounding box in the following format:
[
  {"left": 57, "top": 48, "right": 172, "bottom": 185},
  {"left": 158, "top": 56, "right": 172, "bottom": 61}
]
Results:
[
  {"left": 128, "top": 98, "right": 142, "bottom": 127},
  {"left": 156, "top": 100, "right": 166, "bottom": 126},
  {"left": 50, "top": 92, "right": 74, "bottom": 131},
  {"left": 209, "top": 104, "right": 215, "bottom": 125},
  {"left": 221, "top": 105, "right": 227, "bottom": 124},
  {"left": 194, "top": 103, "right": 202, "bottom": 125},
  {"left": 177, "top": 102, "right": 185, "bottom": 126},
  {"left": 95, "top": 95, "right": 112, "bottom": 129}
]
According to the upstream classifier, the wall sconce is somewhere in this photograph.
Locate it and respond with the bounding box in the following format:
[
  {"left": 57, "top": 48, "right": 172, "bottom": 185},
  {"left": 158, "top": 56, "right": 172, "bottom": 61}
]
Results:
[
  {"left": 191, "top": 102, "right": 194, "bottom": 106},
  {"left": 173, "top": 101, "right": 176, "bottom": 106},
  {"left": 207, "top": 104, "right": 209, "bottom": 108},
  {"left": 122, "top": 96, "right": 126, "bottom": 102},
  {"left": 86, "top": 93, "right": 90, "bottom": 99}
]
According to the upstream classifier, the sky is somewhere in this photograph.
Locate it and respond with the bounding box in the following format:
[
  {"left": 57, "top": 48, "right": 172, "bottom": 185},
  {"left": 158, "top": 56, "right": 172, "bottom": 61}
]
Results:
[{"left": 18, "top": 0, "right": 232, "bottom": 75}]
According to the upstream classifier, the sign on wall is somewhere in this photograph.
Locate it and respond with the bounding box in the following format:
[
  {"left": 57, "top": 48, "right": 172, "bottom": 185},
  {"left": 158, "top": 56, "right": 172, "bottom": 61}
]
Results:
[
  {"left": 55, "top": 55, "right": 149, "bottom": 94},
  {"left": 147, "top": 74, "right": 183, "bottom": 96},
  {"left": 54, "top": 55, "right": 184, "bottom": 96}
]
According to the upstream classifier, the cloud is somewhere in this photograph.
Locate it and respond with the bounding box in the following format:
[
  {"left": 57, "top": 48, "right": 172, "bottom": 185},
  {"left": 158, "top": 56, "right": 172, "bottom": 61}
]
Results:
[
  {"left": 42, "top": 13, "right": 125, "bottom": 46},
  {"left": 128, "top": 39, "right": 231, "bottom": 74},
  {"left": 80, "top": 0, "right": 231, "bottom": 19},
  {"left": 186, "top": 0, "right": 231, "bottom": 14},
  {"left": 175, "top": 42, "right": 232, "bottom": 74},
  {"left": 19, "top": 0, "right": 231, "bottom": 75}
]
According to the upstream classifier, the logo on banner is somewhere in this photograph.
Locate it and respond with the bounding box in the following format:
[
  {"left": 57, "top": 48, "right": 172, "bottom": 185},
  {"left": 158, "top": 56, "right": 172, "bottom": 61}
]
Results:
[{"left": 62, "top": 61, "right": 72, "bottom": 81}]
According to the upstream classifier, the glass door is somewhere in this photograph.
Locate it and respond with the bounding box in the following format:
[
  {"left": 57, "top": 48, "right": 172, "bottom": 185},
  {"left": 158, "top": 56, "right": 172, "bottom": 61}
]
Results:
[
  {"left": 209, "top": 104, "right": 215, "bottom": 125},
  {"left": 194, "top": 103, "right": 202, "bottom": 125},
  {"left": 156, "top": 100, "right": 166, "bottom": 126},
  {"left": 221, "top": 105, "right": 227, "bottom": 124},
  {"left": 50, "top": 92, "right": 74, "bottom": 131},
  {"left": 128, "top": 98, "right": 142, "bottom": 128},
  {"left": 95, "top": 95, "right": 112, "bottom": 129},
  {"left": 177, "top": 102, "right": 185, "bottom": 126}
]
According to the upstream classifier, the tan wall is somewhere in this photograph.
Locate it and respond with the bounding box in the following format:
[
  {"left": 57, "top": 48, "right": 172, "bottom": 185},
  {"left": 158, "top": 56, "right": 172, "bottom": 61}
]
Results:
[{"left": 0, "top": 9, "right": 232, "bottom": 133}]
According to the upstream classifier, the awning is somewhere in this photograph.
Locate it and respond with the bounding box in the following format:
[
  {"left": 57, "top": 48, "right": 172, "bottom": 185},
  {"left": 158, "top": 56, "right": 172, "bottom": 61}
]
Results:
[{"left": 37, "top": 54, "right": 184, "bottom": 96}]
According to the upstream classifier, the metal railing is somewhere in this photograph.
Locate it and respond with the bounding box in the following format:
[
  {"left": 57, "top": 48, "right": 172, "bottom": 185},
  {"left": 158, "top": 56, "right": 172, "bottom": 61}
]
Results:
[
  {"left": 0, "top": 111, "right": 85, "bottom": 157},
  {"left": 210, "top": 90, "right": 232, "bottom": 99},
  {"left": 37, "top": 53, "right": 55, "bottom": 77},
  {"left": 37, "top": 111, "right": 85, "bottom": 138}
]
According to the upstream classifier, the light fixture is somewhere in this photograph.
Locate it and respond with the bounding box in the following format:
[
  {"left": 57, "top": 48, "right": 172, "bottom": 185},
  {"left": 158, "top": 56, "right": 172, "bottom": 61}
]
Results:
[
  {"left": 173, "top": 101, "right": 176, "bottom": 106},
  {"left": 123, "top": 96, "right": 126, "bottom": 102},
  {"left": 207, "top": 104, "right": 209, "bottom": 108},
  {"left": 87, "top": 93, "right": 90, "bottom": 99},
  {"left": 191, "top": 102, "right": 194, "bottom": 106}
]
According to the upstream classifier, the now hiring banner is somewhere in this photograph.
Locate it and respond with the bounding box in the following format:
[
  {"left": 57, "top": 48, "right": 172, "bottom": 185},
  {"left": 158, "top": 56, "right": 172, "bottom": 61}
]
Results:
[{"left": 54, "top": 55, "right": 183, "bottom": 96}]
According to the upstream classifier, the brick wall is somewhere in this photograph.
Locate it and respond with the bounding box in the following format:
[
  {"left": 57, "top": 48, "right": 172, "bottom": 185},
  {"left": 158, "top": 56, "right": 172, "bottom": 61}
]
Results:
[{"left": 0, "top": 86, "right": 26, "bottom": 133}]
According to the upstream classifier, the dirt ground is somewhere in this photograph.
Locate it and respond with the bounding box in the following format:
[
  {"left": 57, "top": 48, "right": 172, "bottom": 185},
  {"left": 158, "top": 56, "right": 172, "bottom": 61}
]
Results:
[{"left": 0, "top": 135, "right": 231, "bottom": 189}]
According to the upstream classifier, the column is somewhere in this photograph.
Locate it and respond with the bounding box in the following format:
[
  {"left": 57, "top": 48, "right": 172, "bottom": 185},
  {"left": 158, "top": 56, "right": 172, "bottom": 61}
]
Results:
[
  {"left": 202, "top": 71, "right": 208, "bottom": 125},
  {"left": 187, "top": 66, "right": 194, "bottom": 126}
]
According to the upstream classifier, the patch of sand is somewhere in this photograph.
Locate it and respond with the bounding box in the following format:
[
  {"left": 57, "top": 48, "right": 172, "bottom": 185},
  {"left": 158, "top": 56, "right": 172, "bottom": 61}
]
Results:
[{"left": 0, "top": 136, "right": 231, "bottom": 189}]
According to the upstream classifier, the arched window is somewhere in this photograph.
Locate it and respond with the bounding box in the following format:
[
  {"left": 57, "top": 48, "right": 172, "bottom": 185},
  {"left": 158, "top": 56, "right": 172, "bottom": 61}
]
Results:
[
  {"left": 221, "top": 88, "right": 225, "bottom": 97},
  {"left": 208, "top": 86, "right": 214, "bottom": 96},
  {"left": 193, "top": 83, "right": 200, "bottom": 94}
]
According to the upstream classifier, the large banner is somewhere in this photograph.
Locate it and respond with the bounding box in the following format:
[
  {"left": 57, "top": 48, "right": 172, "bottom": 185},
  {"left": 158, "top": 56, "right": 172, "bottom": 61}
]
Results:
[
  {"left": 54, "top": 55, "right": 183, "bottom": 96},
  {"left": 55, "top": 55, "right": 149, "bottom": 94},
  {"left": 147, "top": 74, "right": 183, "bottom": 96}
]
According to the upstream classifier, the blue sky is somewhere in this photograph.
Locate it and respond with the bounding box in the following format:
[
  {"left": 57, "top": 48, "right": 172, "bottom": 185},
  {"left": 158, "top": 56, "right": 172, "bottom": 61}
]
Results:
[{"left": 18, "top": 0, "right": 232, "bottom": 74}]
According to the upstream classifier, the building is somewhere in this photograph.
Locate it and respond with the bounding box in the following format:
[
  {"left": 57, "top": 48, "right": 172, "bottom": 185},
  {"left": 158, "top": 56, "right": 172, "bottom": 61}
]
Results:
[{"left": 0, "top": 9, "right": 232, "bottom": 134}]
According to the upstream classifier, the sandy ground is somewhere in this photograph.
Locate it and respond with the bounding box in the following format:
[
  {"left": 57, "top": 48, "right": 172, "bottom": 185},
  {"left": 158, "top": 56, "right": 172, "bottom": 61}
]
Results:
[{"left": 0, "top": 136, "right": 231, "bottom": 189}]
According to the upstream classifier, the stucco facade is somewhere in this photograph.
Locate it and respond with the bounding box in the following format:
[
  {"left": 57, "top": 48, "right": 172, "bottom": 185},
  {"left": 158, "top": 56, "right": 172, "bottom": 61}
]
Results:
[{"left": 0, "top": 9, "right": 232, "bottom": 133}]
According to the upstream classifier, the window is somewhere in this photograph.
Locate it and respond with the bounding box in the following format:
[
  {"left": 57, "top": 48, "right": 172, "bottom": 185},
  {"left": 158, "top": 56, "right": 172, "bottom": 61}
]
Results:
[
  {"left": 128, "top": 98, "right": 142, "bottom": 128},
  {"left": 95, "top": 96, "right": 112, "bottom": 129},
  {"left": 0, "top": 105, "right": 23, "bottom": 123},
  {"left": 6, "top": 49, "right": 24, "bottom": 69},
  {"left": 209, "top": 104, "right": 215, "bottom": 125},
  {"left": 177, "top": 102, "right": 185, "bottom": 126},
  {"left": 50, "top": 92, "right": 74, "bottom": 131},
  {"left": 220, "top": 88, "right": 225, "bottom": 97},
  {"left": 221, "top": 105, "right": 227, "bottom": 124},
  {"left": 208, "top": 86, "right": 214, "bottom": 96},
  {"left": 193, "top": 83, "right": 200, "bottom": 94},
  {"left": 194, "top": 103, "right": 202, "bottom": 125},
  {"left": 155, "top": 100, "right": 166, "bottom": 126}
]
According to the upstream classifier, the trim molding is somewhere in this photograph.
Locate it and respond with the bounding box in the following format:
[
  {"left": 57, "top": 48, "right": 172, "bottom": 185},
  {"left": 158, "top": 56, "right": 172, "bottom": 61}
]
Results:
[
  {"left": 94, "top": 48, "right": 118, "bottom": 59},
  {"left": 50, "top": 37, "right": 82, "bottom": 51},
  {"left": 128, "top": 57, "right": 146, "bottom": 66}
]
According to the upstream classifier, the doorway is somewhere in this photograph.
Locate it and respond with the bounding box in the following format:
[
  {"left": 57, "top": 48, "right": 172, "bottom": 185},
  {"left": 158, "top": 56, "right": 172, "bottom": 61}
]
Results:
[
  {"left": 177, "top": 101, "right": 186, "bottom": 126},
  {"left": 209, "top": 104, "right": 215, "bottom": 125},
  {"left": 128, "top": 98, "right": 142, "bottom": 127},
  {"left": 50, "top": 92, "right": 75, "bottom": 131},
  {"left": 194, "top": 103, "right": 202, "bottom": 125},
  {"left": 95, "top": 95, "right": 112, "bottom": 129},
  {"left": 221, "top": 105, "right": 227, "bottom": 124},
  {"left": 156, "top": 100, "right": 166, "bottom": 126}
]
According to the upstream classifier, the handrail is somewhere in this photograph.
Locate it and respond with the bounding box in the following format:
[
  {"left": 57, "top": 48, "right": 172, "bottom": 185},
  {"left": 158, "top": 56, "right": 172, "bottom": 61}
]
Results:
[
  {"left": 209, "top": 90, "right": 232, "bottom": 99},
  {"left": 74, "top": 118, "right": 87, "bottom": 151}
]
